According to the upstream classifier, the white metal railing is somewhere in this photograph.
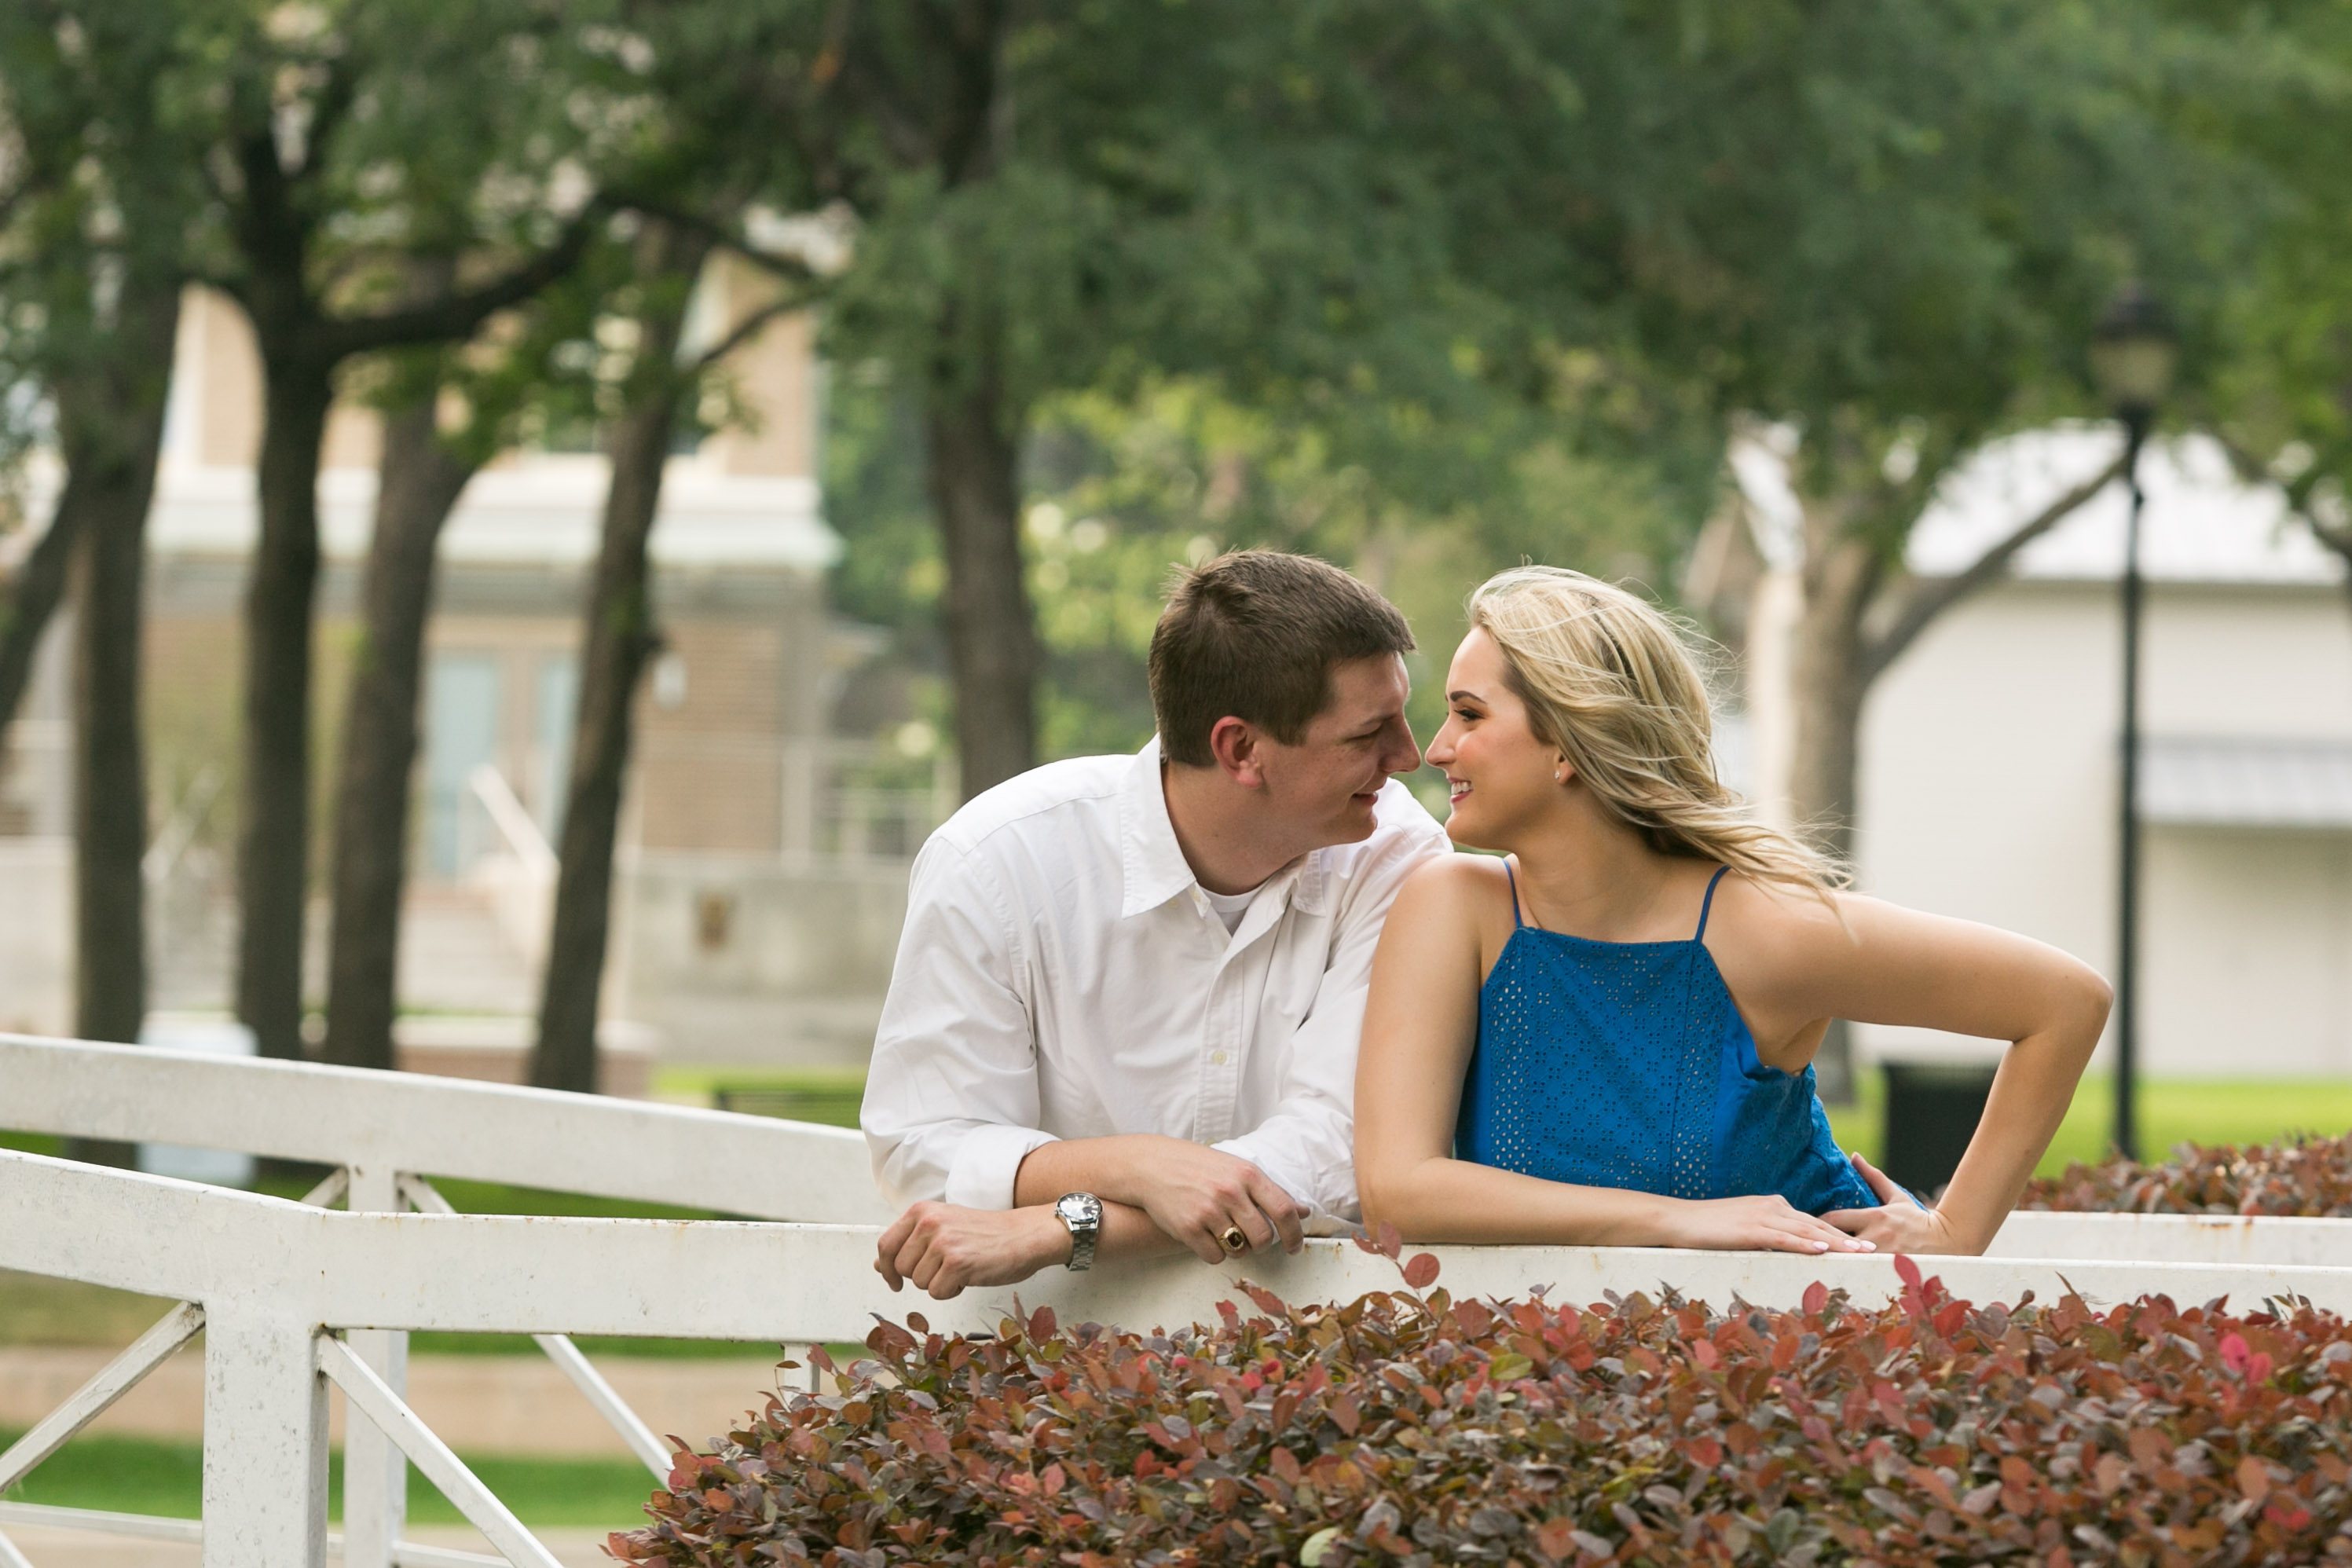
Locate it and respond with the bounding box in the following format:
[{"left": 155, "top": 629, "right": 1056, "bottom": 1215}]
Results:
[
  {"left": 0, "top": 1032, "right": 891, "bottom": 1568},
  {"left": 465, "top": 765, "right": 559, "bottom": 968},
  {"left": 775, "top": 735, "right": 954, "bottom": 865},
  {"left": 144, "top": 763, "right": 226, "bottom": 887},
  {"left": 5, "top": 1033, "right": 2352, "bottom": 1568}
]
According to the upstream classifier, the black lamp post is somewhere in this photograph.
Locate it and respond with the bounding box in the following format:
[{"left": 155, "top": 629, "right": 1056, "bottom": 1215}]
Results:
[{"left": 2087, "top": 282, "right": 2178, "bottom": 1163}]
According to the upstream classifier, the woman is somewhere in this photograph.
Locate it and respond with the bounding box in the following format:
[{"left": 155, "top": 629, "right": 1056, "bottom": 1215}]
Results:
[{"left": 1354, "top": 567, "right": 2109, "bottom": 1255}]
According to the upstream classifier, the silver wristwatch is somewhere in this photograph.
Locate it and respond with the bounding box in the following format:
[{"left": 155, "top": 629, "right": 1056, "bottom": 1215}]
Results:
[{"left": 1053, "top": 1191, "right": 1102, "bottom": 1272}]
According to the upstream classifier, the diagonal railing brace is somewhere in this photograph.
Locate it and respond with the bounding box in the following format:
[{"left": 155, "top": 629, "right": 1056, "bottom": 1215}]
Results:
[
  {"left": 398, "top": 1174, "right": 673, "bottom": 1476},
  {"left": 0, "top": 1301, "right": 205, "bottom": 1492},
  {"left": 318, "top": 1335, "right": 565, "bottom": 1568}
]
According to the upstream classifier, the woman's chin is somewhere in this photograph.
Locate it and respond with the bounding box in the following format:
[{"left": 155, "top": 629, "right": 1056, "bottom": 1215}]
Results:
[{"left": 1442, "top": 808, "right": 1502, "bottom": 852}]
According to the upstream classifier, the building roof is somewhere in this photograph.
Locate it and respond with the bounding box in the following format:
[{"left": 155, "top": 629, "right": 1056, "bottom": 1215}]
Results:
[
  {"left": 1732, "top": 423, "right": 2346, "bottom": 588},
  {"left": 1907, "top": 427, "right": 2345, "bottom": 587},
  {"left": 2141, "top": 736, "right": 2352, "bottom": 830}
]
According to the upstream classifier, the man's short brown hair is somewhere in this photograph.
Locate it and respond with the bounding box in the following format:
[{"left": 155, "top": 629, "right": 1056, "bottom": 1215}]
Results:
[{"left": 1149, "top": 550, "right": 1415, "bottom": 767}]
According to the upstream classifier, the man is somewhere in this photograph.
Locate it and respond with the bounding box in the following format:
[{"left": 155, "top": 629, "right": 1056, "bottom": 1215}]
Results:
[{"left": 863, "top": 550, "right": 1447, "bottom": 1299}]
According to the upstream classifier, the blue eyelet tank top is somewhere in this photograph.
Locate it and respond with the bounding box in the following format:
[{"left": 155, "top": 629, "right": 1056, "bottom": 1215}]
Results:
[{"left": 1453, "top": 864, "right": 1881, "bottom": 1216}]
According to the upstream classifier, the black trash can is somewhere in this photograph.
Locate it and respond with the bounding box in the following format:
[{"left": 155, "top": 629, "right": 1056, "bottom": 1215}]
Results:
[{"left": 1879, "top": 1059, "right": 1998, "bottom": 1199}]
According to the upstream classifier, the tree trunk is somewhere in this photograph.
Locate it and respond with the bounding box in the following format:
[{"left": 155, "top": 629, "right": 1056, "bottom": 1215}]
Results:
[
  {"left": 60, "top": 281, "right": 180, "bottom": 1164},
  {"left": 235, "top": 356, "right": 335, "bottom": 1061},
  {"left": 529, "top": 231, "right": 708, "bottom": 1094},
  {"left": 0, "top": 499, "right": 79, "bottom": 739},
  {"left": 925, "top": 372, "right": 1036, "bottom": 799},
  {"left": 1786, "top": 538, "right": 1878, "bottom": 866},
  {"left": 322, "top": 396, "right": 478, "bottom": 1071},
  {"left": 1784, "top": 528, "right": 1881, "bottom": 1105}
]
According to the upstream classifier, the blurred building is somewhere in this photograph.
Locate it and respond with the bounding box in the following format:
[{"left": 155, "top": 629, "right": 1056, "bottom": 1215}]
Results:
[
  {"left": 0, "top": 266, "right": 938, "bottom": 1065},
  {"left": 1743, "top": 427, "right": 2352, "bottom": 1078}
]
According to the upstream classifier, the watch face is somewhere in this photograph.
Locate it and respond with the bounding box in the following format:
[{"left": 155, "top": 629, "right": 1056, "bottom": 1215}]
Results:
[{"left": 1056, "top": 1193, "right": 1096, "bottom": 1225}]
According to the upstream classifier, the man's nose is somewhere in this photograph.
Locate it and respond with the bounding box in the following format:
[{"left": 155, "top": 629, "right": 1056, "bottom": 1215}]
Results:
[{"left": 1387, "top": 721, "right": 1423, "bottom": 775}]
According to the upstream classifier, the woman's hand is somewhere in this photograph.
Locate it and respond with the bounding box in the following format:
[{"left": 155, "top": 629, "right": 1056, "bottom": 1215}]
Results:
[
  {"left": 1661, "top": 1193, "right": 1878, "bottom": 1255},
  {"left": 1823, "top": 1152, "right": 1973, "bottom": 1255}
]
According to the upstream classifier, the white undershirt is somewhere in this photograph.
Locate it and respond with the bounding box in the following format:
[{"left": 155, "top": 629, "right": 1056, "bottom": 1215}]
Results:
[{"left": 1201, "top": 883, "right": 1262, "bottom": 935}]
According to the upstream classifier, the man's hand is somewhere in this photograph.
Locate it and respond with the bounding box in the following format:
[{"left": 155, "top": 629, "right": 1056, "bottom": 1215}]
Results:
[
  {"left": 1823, "top": 1152, "right": 1973, "bottom": 1255},
  {"left": 1116, "top": 1138, "right": 1306, "bottom": 1264},
  {"left": 874, "top": 1201, "right": 1074, "bottom": 1300}
]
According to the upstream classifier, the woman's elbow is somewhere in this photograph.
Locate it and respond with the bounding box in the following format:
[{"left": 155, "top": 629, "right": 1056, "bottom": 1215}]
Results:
[
  {"left": 2053, "top": 960, "right": 2113, "bottom": 1059},
  {"left": 1354, "top": 1158, "right": 1420, "bottom": 1234}
]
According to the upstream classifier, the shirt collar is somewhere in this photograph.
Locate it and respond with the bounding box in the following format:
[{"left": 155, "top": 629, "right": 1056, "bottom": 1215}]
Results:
[
  {"left": 1119, "top": 738, "right": 1197, "bottom": 918},
  {"left": 1119, "top": 738, "right": 1331, "bottom": 920}
]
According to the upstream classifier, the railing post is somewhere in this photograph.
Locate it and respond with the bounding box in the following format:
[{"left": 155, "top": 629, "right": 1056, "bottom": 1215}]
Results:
[
  {"left": 341, "top": 1164, "right": 408, "bottom": 1568},
  {"left": 202, "top": 1307, "right": 328, "bottom": 1568}
]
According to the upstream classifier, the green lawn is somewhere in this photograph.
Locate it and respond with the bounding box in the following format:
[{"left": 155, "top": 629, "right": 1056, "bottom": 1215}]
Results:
[
  {"left": 1825, "top": 1071, "right": 2352, "bottom": 1177},
  {"left": 653, "top": 1064, "right": 867, "bottom": 1126},
  {"left": 0, "top": 1430, "right": 660, "bottom": 1527}
]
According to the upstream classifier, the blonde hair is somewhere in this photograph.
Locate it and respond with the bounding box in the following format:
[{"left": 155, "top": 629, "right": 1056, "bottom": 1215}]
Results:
[{"left": 1467, "top": 566, "right": 1845, "bottom": 895}]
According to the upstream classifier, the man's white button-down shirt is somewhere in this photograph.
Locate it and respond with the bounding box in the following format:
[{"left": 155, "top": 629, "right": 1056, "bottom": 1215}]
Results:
[{"left": 862, "top": 738, "right": 1448, "bottom": 1225}]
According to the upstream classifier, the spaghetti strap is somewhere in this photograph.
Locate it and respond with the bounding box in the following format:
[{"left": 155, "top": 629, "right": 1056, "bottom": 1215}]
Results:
[
  {"left": 1504, "top": 860, "right": 1526, "bottom": 929},
  {"left": 1694, "top": 866, "right": 1730, "bottom": 942}
]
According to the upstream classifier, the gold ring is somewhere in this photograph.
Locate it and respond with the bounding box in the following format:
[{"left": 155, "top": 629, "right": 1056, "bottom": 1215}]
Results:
[{"left": 1219, "top": 1226, "right": 1248, "bottom": 1254}]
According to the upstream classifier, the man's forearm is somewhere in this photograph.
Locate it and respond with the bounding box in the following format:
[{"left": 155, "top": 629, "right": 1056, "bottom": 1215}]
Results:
[
  {"left": 1012, "top": 1135, "right": 1163, "bottom": 1210},
  {"left": 1090, "top": 1199, "right": 1191, "bottom": 1265},
  {"left": 1013, "top": 1133, "right": 1307, "bottom": 1263},
  {"left": 1014, "top": 1139, "right": 1191, "bottom": 1258}
]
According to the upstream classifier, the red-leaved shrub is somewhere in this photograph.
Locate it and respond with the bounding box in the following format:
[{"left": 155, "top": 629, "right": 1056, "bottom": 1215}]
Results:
[
  {"left": 613, "top": 1238, "right": 2352, "bottom": 1567},
  {"left": 2024, "top": 1130, "right": 2352, "bottom": 1217}
]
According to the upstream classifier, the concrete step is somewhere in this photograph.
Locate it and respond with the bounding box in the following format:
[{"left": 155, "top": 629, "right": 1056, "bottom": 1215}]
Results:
[
  {"left": 0, "top": 1522, "right": 625, "bottom": 1567},
  {"left": 395, "top": 885, "right": 539, "bottom": 1017}
]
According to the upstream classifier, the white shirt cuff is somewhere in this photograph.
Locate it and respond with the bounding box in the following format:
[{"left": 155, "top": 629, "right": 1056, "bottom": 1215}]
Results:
[
  {"left": 1212, "top": 1135, "right": 1352, "bottom": 1230},
  {"left": 943, "top": 1125, "right": 1061, "bottom": 1211}
]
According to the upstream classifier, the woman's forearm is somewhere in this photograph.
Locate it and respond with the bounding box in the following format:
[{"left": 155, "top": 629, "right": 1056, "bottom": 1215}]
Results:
[
  {"left": 1933, "top": 1009, "right": 2104, "bottom": 1251},
  {"left": 1360, "top": 1155, "right": 1680, "bottom": 1247}
]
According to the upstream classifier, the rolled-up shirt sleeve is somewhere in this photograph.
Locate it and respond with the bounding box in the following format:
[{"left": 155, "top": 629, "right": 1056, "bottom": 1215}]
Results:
[
  {"left": 862, "top": 837, "right": 1057, "bottom": 1212},
  {"left": 1214, "top": 811, "right": 1448, "bottom": 1226}
]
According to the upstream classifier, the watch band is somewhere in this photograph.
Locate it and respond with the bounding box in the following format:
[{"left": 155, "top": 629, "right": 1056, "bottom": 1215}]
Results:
[{"left": 1055, "top": 1191, "right": 1102, "bottom": 1272}]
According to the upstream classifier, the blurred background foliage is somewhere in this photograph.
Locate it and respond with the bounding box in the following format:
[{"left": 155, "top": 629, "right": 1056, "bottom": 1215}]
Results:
[{"left": 823, "top": 345, "right": 1722, "bottom": 788}]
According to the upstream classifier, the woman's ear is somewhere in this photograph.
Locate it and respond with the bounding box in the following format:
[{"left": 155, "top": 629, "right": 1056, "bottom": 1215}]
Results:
[{"left": 1554, "top": 753, "right": 1575, "bottom": 786}]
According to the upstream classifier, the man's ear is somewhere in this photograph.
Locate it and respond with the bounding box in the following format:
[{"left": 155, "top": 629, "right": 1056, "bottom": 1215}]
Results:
[{"left": 1207, "top": 716, "right": 1266, "bottom": 788}]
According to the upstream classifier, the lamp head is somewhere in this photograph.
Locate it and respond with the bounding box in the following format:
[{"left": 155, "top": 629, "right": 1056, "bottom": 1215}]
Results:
[{"left": 2090, "top": 281, "right": 2178, "bottom": 420}]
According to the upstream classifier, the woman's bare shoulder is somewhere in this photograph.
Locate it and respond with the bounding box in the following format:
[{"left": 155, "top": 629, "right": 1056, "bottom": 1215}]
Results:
[
  {"left": 1384, "top": 853, "right": 1519, "bottom": 971},
  {"left": 1699, "top": 871, "right": 1851, "bottom": 956},
  {"left": 1396, "top": 850, "right": 1514, "bottom": 910}
]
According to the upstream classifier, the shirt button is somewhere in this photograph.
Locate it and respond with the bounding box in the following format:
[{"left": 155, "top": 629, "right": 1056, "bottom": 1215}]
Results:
[{"left": 1209, "top": 1050, "right": 1229, "bottom": 1067}]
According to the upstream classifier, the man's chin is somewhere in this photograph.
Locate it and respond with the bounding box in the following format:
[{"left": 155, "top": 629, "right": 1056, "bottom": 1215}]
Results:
[{"left": 1332, "top": 794, "right": 1382, "bottom": 841}]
